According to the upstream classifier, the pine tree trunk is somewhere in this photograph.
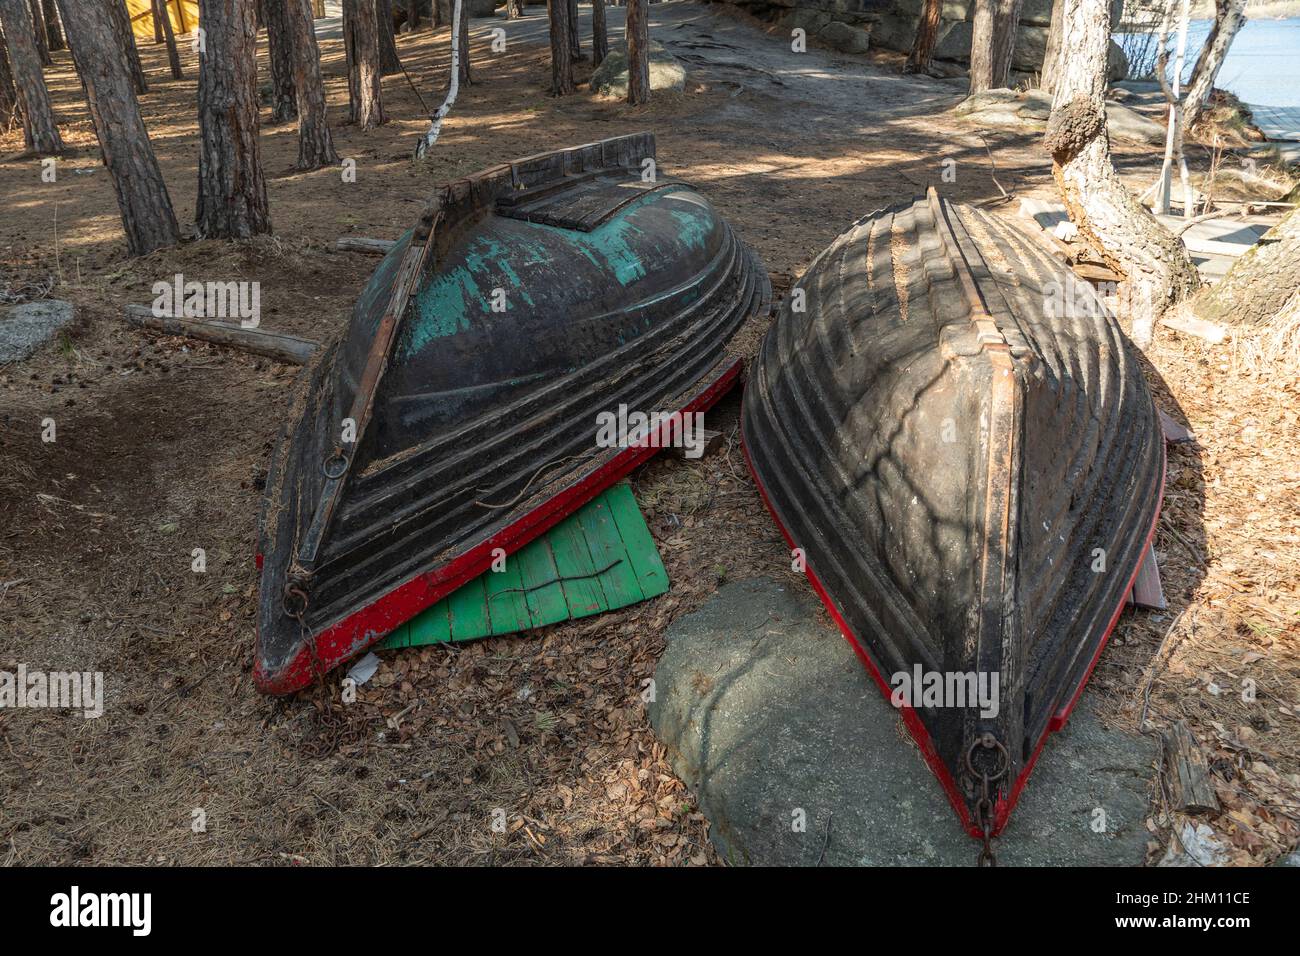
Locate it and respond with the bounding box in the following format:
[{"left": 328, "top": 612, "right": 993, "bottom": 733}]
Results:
[
  {"left": 457, "top": 0, "right": 470, "bottom": 84},
  {"left": 566, "top": 0, "right": 579, "bottom": 60},
  {"left": 343, "top": 0, "right": 386, "bottom": 127},
  {"left": 506, "top": 0, "right": 521, "bottom": 19},
  {"left": 0, "top": 25, "right": 21, "bottom": 129},
  {"left": 108, "top": 0, "right": 148, "bottom": 94},
  {"left": 40, "top": 0, "right": 60, "bottom": 50},
  {"left": 905, "top": 0, "right": 941, "bottom": 74},
  {"left": 157, "top": 0, "right": 183, "bottom": 78},
  {"left": 0, "top": 0, "right": 61, "bottom": 152},
  {"left": 153, "top": 0, "right": 164, "bottom": 41},
  {"left": 408, "top": 0, "right": 421, "bottom": 30},
  {"left": 547, "top": 0, "right": 571, "bottom": 94},
  {"left": 263, "top": 0, "right": 298, "bottom": 122},
  {"left": 1182, "top": 0, "right": 1246, "bottom": 131},
  {"left": 591, "top": 0, "right": 606, "bottom": 67},
  {"left": 433, "top": 0, "right": 443, "bottom": 29},
  {"left": 1045, "top": 0, "right": 1198, "bottom": 345},
  {"left": 1194, "top": 208, "right": 1299, "bottom": 327},
  {"left": 376, "top": 0, "right": 401, "bottom": 75},
  {"left": 27, "top": 0, "right": 49, "bottom": 65},
  {"left": 287, "top": 0, "right": 338, "bottom": 168},
  {"left": 55, "top": 0, "right": 179, "bottom": 255},
  {"left": 1040, "top": 0, "right": 1064, "bottom": 94},
  {"left": 970, "top": 0, "right": 1021, "bottom": 93},
  {"left": 195, "top": 0, "right": 271, "bottom": 238},
  {"left": 625, "top": 0, "right": 648, "bottom": 105}
]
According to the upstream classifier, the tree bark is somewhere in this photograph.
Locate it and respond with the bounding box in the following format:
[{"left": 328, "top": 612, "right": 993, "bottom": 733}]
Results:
[
  {"left": 108, "top": 0, "right": 148, "bottom": 94},
  {"left": 0, "top": 24, "right": 21, "bottom": 129},
  {"left": 547, "top": 0, "right": 571, "bottom": 94},
  {"left": 195, "top": 0, "right": 271, "bottom": 238},
  {"left": 55, "top": 0, "right": 179, "bottom": 255},
  {"left": 0, "top": 0, "right": 61, "bottom": 152},
  {"left": 1182, "top": 0, "right": 1246, "bottom": 132},
  {"left": 40, "top": 0, "right": 59, "bottom": 50},
  {"left": 287, "top": 0, "right": 337, "bottom": 168},
  {"left": 506, "top": 0, "right": 521, "bottom": 18},
  {"left": 970, "top": 0, "right": 1022, "bottom": 93},
  {"left": 153, "top": 0, "right": 164, "bottom": 41},
  {"left": 626, "top": 0, "right": 648, "bottom": 105},
  {"left": 408, "top": 0, "right": 421, "bottom": 29},
  {"left": 905, "top": 0, "right": 941, "bottom": 74},
  {"left": 376, "top": 0, "right": 401, "bottom": 75},
  {"left": 157, "top": 0, "right": 183, "bottom": 78},
  {"left": 591, "top": 0, "right": 606, "bottom": 67},
  {"left": 457, "top": 0, "right": 470, "bottom": 84},
  {"left": 1040, "top": 0, "right": 1064, "bottom": 93},
  {"left": 343, "top": 0, "right": 386, "bottom": 127},
  {"left": 263, "top": 0, "right": 297, "bottom": 122},
  {"left": 26, "top": 0, "right": 49, "bottom": 65},
  {"left": 1045, "top": 0, "right": 1198, "bottom": 346},
  {"left": 566, "top": 0, "right": 579, "bottom": 60},
  {"left": 1194, "top": 208, "right": 1300, "bottom": 327}
]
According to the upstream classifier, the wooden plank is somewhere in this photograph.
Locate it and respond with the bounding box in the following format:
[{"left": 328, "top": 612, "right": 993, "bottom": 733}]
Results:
[
  {"left": 335, "top": 237, "right": 397, "bottom": 255},
  {"left": 484, "top": 553, "right": 532, "bottom": 636},
  {"left": 1162, "top": 720, "right": 1221, "bottom": 814},
  {"left": 516, "top": 535, "right": 569, "bottom": 624},
  {"left": 409, "top": 595, "right": 452, "bottom": 645},
  {"left": 1160, "top": 311, "right": 1228, "bottom": 344},
  {"left": 1131, "top": 542, "right": 1167, "bottom": 610},
  {"left": 577, "top": 491, "right": 645, "bottom": 608},
  {"left": 548, "top": 512, "right": 607, "bottom": 619},
  {"left": 122, "top": 305, "right": 318, "bottom": 364},
  {"left": 446, "top": 574, "right": 490, "bottom": 642},
  {"left": 607, "top": 482, "right": 670, "bottom": 599}
]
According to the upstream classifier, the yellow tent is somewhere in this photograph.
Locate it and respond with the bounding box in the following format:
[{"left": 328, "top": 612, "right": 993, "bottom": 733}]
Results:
[{"left": 126, "top": 0, "right": 200, "bottom": 40}]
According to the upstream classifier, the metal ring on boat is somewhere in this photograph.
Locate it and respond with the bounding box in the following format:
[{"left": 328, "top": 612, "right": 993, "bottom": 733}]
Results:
[
  {"left": 282, "top": 584, "right": 309, "bottom": 619},
  {"left": 322, "top": 453, "right": 348, "bottom": 481}
]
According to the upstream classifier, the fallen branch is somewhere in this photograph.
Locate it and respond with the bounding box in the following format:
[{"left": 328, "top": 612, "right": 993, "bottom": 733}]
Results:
[
  {"left": 335, "top": 236, "right": 397, "bottom": 255},
  {"left": 122, "top": 305, "right": 318, "bottom": 365}
]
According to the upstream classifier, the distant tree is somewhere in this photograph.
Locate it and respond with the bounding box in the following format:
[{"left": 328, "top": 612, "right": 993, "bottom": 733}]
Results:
[
  {"left": 0, "top": 24, "right": 20, "bottom": 129},
  {"left": 407, "top": 0, "right": 421, "bottom": 30},
  {"left": 153, "top": 0, "right": 164, "bottom": 41},
  {"left": 263, "top": 0, "right": 298, "bottom": 122},
  {"left": 905, "top": 0, "right": 941, "bottom": 74},
  {"left": 0, "top": 0, "right": 61, "bottom": 152},
  {"left": 26, "top": 0, "right": 48, "bottom": 64},
  {"left": 155, "top": 0, "right": 183, "bottom": 78},
  {"left": 195, "top": 0, "right": 271, "bottom": 238},
  {"left": 286, "top": 0, "right": 338, "bottom": 168},
  {"left": 548, "top": 0, "right": 572, "bottom": 94},
  {"left": 566, "top": 0, "right": 578, "bottom": 60},
  {"left": 343, "top": 0, "right": 386, "bottom": 127},
  {"left": 506, "top": 0, "right": 521, "bottom": 18},
  {"left": 1040, "top": 0, "right": 1064, "bottom": 94},
  {"left": 456, "top": 0, "right": 469, "bottom": 84},
  {"left": 55, "top": 0, "right": 179, "bottom": 255},
  {"left": 592, "top": 0, "right": 606, "bottom": 68},
  {"left": 107, "top": 0, "right": 148, "bottom": 93},
  {"left": 969, "top": 0, "right": 1021, "bottom": 93},
  {"left": 626, "top": 0, "right": 648, "bottom": 105},
  {"left": 40, "top": 0, "right": 59, "bottom": 51},
  {"left": 1182, "top": 0, "right": 1247, "bottom": 131},
  {"left": 1045, "top": 0, "right": 1198, "bottom": 345},
  {"left": 376, "top": 0, "right": 401, "bottom": 74}
]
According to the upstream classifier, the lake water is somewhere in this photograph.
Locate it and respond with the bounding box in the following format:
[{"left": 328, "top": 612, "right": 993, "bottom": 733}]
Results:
[{"left": 1135, "top": 17, "right": 1300, "bottom": 108}]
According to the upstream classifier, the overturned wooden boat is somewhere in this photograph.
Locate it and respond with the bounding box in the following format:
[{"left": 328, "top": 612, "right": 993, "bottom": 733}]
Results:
[
  {"left": 741, "top": 189, "right": 1164, "bottom": 851},
  {"left": 256, "top": 133, "right": 769, "bottom": 694}
]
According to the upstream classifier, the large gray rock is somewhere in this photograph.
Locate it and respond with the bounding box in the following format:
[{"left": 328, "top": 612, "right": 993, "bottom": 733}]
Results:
[
  {"left": 590, "top": 41, "right": 688, "bottom": 97},
  {"left": 0, "top": 300, "right": 73, "bottom": 363},
  {"left": 819, "top": 19, "right": 872, "bottom": 54},
  {"left": 650, "top": 578, "right": 1158, "bottom": 866}
]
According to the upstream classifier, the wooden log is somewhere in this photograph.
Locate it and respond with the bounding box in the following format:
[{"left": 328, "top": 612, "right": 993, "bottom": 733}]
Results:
[
  {"left": 670, "top": 428, "right": 724, "bottom": 460},
  {"left": 335, "top": 236, "right": 396, "bottom": 254},
  {"left": 122, "top": 305, "right": 318, "bottom": 364},
  {"left": 1161, "top": 719, "right": 1221, "bottom": 814}
]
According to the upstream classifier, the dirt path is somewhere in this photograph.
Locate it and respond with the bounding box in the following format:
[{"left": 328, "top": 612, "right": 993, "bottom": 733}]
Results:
[{"left": 1, "top": 4, "right": 1295, "bottom": 866}]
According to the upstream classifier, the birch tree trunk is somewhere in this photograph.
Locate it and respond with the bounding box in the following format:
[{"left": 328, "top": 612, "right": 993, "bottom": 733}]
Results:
[
  {"left": 626, "top": 0, "right": 648, "bottom": 105},
  {"left": 0, "top": 0, "right": 61, "bottom": 152},
  {"left": 1182, "top": 0, "right": 1246, "bottom": 131},
  {"left": 343, "top": 0, "right": 386, "bottom": 127},
  {"left": 26, "top": 0, "right": 48, "bottom": 65},
  {"left": 40, "top": 0, "right": 59, "bottom": 50},
  {"left": 970, "top": 0, "right": 1022, "bottom": 93},
  {"left": 108, "top": 0, "right": 148, "bottom": 94},
  {"left": 905, "top": 0, "right": 942, "bottom": 74},
  {"left": 1194, "top": 208, "right": 1299, "bottom": 327},
  {"left": 591, "top": 0, "right": 606, "bottom": 68},
  {"left": 56, "top": 0, "right": 179, "bottom": 255},
  {"left": 287, "top": 0, "right": 338, "bottom": 168},
  {"left": 1045, "top": 0, "right": 1198, "bottom": 345},
  {"left": 1040, "top": 0, "right": 1064, "bottom": 93},
  {"left": 376, "top": 0, "right": 401, "bottom": 75},
  {"left": 195, "top": 0, "right": 271, "bottom": 238},
  {"left": 548, "top": 0, "right": 572, "bottom": 94},
  {"left": 264, "top": 0, "right": 298, "bottom": 122}
]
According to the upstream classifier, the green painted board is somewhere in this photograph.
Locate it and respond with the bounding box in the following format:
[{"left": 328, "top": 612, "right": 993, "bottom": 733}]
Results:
[{"left": 377, "top": 482, "right": 667, "bottom": 649}]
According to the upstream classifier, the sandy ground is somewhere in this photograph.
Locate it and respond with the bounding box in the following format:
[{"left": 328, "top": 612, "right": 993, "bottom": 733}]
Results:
[{"left": 0, "top": 3, "right": 1296, "bottom": 865}]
